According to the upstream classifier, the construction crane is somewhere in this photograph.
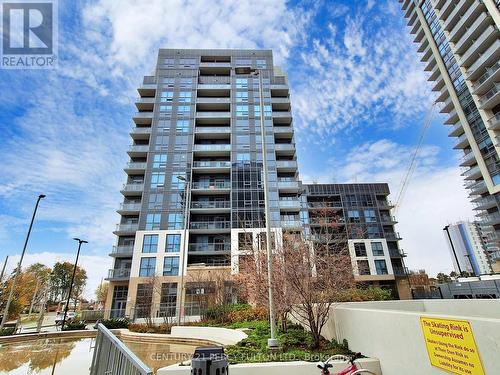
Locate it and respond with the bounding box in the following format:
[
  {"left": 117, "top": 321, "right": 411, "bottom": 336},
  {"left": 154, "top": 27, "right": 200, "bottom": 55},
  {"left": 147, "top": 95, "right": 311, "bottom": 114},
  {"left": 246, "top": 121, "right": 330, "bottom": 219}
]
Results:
[{"left": 393, "top": 102, "right": 436, "bottom": 214}]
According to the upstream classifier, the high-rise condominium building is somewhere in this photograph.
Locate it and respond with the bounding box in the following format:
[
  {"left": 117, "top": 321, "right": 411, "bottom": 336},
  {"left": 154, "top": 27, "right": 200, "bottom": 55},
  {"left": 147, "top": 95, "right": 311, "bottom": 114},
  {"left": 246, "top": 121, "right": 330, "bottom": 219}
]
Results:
[
  {"left": 443, "top": 221, "right": 493, "bottom": 276},
  {"left": 104, "top": 49, "right": 407, "bottom": 320},
  {"left": 399, "top": 0, "right": 500, "bottom": 268},
  {"left": 305, "top": 183, "right": 410, "bottom": 299}
]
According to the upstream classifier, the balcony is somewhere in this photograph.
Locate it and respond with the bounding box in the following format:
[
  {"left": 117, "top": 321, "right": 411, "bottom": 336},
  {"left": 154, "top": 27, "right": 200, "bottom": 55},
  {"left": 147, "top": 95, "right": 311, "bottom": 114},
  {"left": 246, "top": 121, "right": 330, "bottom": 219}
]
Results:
[
  {"left": 130, "top": 127, "right": 151, "bottom": 140},
  {"left": 469, "top": 180, "right": 488, "bottom": 195},
  {"left": 137, "top": 79, "right": 156, "bottom": 97},
  {"left": 439, "top": 96, "right": 454, "bottom": 113},
  {"left": 462, "top": 164, "right": 482, "bottom": 180},
  {"left": 191, "top": 181, "right": 231, "bottom": 194},
  {"left": 279, "top": 199, "right": 301, "bottom": 210},
  {"left": 127, "top": 145, "right": 149, "bottom": 157},
  {"left": 124, "top": 162, "right": 147, "bottom": 174},
  {"left": 188, "top": 243, "right": 231, "bottom": 253},
  {"left": 453, "top": 133, "right": 470, "bottom": 149},
  {"left": 121, "top": 183, "right": 144, "bottom": 196},
  {"left": 199, "top": 62, "right": 231, "bottom": 69},
  {"left": 135, "top": 97, "right": 155, "bottom": 111},
  {"left": 472, "top": 62, "right": 500, "bottom": 95},
  {"left": 454, "top": 12, "right": 491, "bottom": 54},
  {"left": 460, "top": 24, "right": 497, "bottom": 66},
  {"left": 392, "top": 266, "right": 409, "bottom": 276},
  {"left": 274, "top": 143, "right": 295, "bottom": 154},
  {"left": 281, "top": 220, "right": 303, "bottom": 229},
  {"left": 474, "top": 195, "right": 498, "bottom": 211},
  {"left": 195, "top": 126, "right": 231, "bottom": 135},
  {"left": 191, "top": 201, "right": 231, "bottom": 213},
  {"left": 277, "top": 180, "right": 300, "bottom": 192},
  {"left": 448, "top": 122, "right": 464, "bottom": 137},
  {"left": 107, "top": 269, "right": 131, "bottom": 280},
  {"left": 444, "top": 109, "right": 458, "bottom": 125},
  {"left": 133, "top": 111, "right": 153, "bottom": 125},
  {"left": 192, "top": 161, "right": 231, "bottom": 172},
  {"left": 190, "top": 221, "right": 231, "bottom": 233},
  {"left": 460, "top": 151, "right": 477, "bottom": 167},
  {"left": 196, "top": 97, "right": 231, "bottom": 105},
  {"left": 377, "top": 200, "right": 394, "bottom": 208},
  {"left": 380, "top": 216, "right": 398, "bottom": 224},
  {"left": 442, "top": 0, "right": 472, "bottom": 32},
  {"left": 273, "top": 126, "right": 294, "bottom": 136},
  {"left": 110, "top": 245, "right": 134, "bottom": 257},
  {"left": 389, "top": 248, "right": 407, "bottom": 258},
  {"left": 478, "top": 84, "right": 500, "bottom": 110},
  {"left": 448, "top": 0, "right": 485, "bottom": 43},
  {"left": 276, "top": 160, "right": 298, "bottom": 171},
  {"left": 487, "top": 113, "right": 500, "bottom": 131},
  {"left": 114, "top": 223, "right": 139, "bottom": 235},
  {"left": 466, "top": 40, "right": 500, "bottom": 80},
  {"left": 484, "top": 211, "right": 500, "bottom": 226},
  {"left": 385, "top": 232, "right": 402, "bottom": 241},
  {"left": 198, "top": 76, "right": 231, "bottom": 85},
  {"left": 193, "top": 144, "right": 231, "bottom": 156},
  {"left": 117, "top": 202, "right": 141, "bottom": 215}
]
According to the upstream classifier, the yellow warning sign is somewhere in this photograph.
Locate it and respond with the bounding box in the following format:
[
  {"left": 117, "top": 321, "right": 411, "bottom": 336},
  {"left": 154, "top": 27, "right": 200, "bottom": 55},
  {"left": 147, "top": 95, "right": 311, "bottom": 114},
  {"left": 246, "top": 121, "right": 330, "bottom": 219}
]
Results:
[{"left": 420, "top": 317, "right": 484, "bottom": 375}]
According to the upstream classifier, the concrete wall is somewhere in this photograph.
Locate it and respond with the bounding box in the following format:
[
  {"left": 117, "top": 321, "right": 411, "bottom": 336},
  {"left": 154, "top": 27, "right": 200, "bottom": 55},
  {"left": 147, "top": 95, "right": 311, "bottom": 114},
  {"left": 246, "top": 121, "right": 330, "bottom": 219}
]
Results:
[
  {"left": 323, "top": 300, "right": 500, "bottom": 375},
  {"left": 170, "top": 326, "right": 247, "bottom": 346},
  {"left": 159, "top": 359, "right": 382, "bottom": 375}
]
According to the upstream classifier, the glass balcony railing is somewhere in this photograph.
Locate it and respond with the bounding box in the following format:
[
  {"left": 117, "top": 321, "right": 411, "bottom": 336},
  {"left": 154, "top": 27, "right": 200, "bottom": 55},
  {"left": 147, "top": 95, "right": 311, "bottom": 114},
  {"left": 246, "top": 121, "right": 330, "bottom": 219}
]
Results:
[
  {"left": 188, "top": 243, "right": 231, "bottom": 252},
  {"left": 193, "top": 161, "right": 231, "bottom": 168},
  {"left": 191, "top": 201, "right": 231, "bottom": 209},
  {"left": 119, "top": 203, "right": 141, "bottom": 211},
  {"left": 194, "top": 144, "right": 231, "bottom": 151},
  {"left": 281, "top": 220, "right": 302, "bottom": 228},
  {"left": 125, "top": 162, "right": 147, "bottom": 170},
  {"left": 473, "top": 62, "right": 500, "bottom": 90},
  {"left": 279, "top": 199, "right": 301, "bottom": 208},
  {"left": 107, "top": 269, "right": 131, "bottom": 279},
  {"left": 128, "top": 145, "right": 149, "bottom": 153},
  {"left": 276, "top": 160, "right": 297, "bottom": 169},
  {"left": 121, "top": 183, "right": 144, "bottom": 192},
  {"left": 115, "top": 223, "right": 139, "bottom": 232},
  {"left": 190, "top": 221, "right": 231, "bottom": 230},
  {"left": 192, "top": 181, "right": 231, "bottom": 189},
  {"left": 111, "top": 245, "right": 134, "bottom": 255}
]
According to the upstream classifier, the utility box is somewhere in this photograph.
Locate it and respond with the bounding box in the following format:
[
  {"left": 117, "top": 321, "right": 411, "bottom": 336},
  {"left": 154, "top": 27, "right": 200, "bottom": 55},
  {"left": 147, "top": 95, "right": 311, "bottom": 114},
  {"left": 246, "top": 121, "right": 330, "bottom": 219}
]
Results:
[{"left": 191, "top": 347, "right": 228, "bottom": 375}]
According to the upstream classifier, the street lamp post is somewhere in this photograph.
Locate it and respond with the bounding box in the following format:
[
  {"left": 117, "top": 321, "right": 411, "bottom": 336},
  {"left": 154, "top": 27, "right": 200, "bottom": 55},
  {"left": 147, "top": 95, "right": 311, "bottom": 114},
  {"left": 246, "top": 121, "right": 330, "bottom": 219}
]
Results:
[
  {"left": 176, "top": 175, "right": 191, "bottom": 325},
  {"left": 235, "top": 67, "right": 278, "bottom": 348},
  {"left": 61, "top": 238, "right": 88, "bottom": 331},
  {"left": 1, "top": 194, "right": 45, "bottom": 330}
]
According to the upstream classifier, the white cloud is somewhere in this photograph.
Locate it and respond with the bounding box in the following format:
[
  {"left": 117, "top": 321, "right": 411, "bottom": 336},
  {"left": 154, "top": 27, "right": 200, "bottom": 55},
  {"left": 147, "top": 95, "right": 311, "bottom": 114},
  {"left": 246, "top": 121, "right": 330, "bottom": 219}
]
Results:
[
  {"left": 0, "top": 252, "right": 110, "bottom": 300},
  {"left": 292, "top": 11, "right": 431, "bottom": 142},
  {"left": 303, "top": 139, "right": 474, "bottom": 276}
]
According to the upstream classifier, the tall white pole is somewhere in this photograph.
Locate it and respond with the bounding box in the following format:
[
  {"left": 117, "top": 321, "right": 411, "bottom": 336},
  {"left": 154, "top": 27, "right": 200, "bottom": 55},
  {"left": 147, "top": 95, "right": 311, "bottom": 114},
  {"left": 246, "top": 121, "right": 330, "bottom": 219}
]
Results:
[
  {"left": 0, "top": 255, "right": 8, "bottom": 283},
  {"left": 177, "top": 179, "right": 190, "bottom": 325},
  {"left": 1, "top": 194, "right": 45, "bottom": 330},
  {"left": 257, "top": 70, "right": 278, "bottom": 348}
]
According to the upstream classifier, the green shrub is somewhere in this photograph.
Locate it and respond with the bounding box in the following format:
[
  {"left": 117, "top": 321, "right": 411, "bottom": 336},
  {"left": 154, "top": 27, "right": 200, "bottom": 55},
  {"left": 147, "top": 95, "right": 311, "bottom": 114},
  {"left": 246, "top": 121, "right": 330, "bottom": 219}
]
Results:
[
  {"left": 62, "top": 320, "right": 87, "bottom": 331},
  {"left": 203, "top": 304, "right": 267, "bottom": 325},
  {"left": 128, "top": 323, "right": 171, "bottom": 334},
  {"left": 100, "top": 318, "right": 130, "bottom": 329},
  {"left": 0, "top": 327, "right": 16, "bottom": 336},
  {"left": 334, "top": 287, "right": 393, "bottom": 302},
  {"left": 278, "top": 325, "right": 312, "bottom": 349}
]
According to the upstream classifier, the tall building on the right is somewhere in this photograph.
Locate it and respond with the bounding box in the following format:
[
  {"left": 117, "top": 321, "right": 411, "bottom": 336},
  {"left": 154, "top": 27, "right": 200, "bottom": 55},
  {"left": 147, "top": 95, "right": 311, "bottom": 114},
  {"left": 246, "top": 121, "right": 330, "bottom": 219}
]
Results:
[{"left": 399, "top": 0, "right": 500, "bottom": 270}]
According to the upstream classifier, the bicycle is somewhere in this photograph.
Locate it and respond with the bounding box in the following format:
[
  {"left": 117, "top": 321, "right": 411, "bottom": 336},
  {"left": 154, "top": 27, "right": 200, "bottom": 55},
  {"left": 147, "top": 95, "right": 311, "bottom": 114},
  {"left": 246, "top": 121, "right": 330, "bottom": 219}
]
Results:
[{"left": 317, "top": 353, "right": 377, "bottom": 375}]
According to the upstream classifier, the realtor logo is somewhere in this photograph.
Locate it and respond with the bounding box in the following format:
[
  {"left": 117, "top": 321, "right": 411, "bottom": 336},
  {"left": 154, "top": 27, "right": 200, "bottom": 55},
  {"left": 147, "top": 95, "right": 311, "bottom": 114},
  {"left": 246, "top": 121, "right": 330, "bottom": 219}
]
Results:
[{"left": 1, "top": 0, "right": 58, "bottom": 68}]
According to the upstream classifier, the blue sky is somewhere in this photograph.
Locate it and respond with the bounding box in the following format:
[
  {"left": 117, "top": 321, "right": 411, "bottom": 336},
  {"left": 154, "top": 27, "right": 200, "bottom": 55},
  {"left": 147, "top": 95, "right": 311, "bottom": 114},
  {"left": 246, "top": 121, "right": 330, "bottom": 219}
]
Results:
[{"left": 0, "top": 0, "right": 475, "bottom": 296}]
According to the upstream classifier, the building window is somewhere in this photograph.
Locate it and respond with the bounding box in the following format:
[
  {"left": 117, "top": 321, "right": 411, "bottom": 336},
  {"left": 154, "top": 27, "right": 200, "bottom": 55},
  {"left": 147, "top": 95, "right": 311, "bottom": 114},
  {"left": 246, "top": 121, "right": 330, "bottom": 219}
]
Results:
[
  {"left": 166, "top": 234, "right": 181, "bottom": 252},
  {"left": 254, "top": 105, "right": 271, "bottom": 118},
  {"left": 139, "top": 257, "right": 156, "bottom": 277},
  {"left": 179, "top": 91, "right": 192, "bottom": 102},
  {"left": 171, "top": 174, "right": 186, "bottom": 189},
  {"left": 236, "top": 153, "right": 250, "bottom": 163},
  {"left": 150, "top": 172, "right": 165, "bottom": 188},
  {"left": 236, "top": 91, "right": 248, "bottom": 102},
  {"left": 160, "top": 91, "right": 173, "bottom": 102},
  {"left": 176, "top": 119, "right": 189, "bottom": 132},
  {"left": 160, "top": 105, "right": 172, "bottom": 112},
  {"left": 348, "top": 210, "right": 360, "bottom": 223},
  {"left": 148, "top": 193, "right": 163, "bottom": 209},
  {"left": 152, "top": 154, "right": 167, "bottom": 169},
  {"left": 236, "top": 105, "right": 249, "bottom": 116},
  {"left": 256, "top": 59, "right": 267, "bottom": 68},
  {"left": 375, "top": 260, "right": 388, "bottom": 275},
  {"left": 177, "top": 105, "right": 191, "bottom": 114},
  {"left": 179, "top": 78, "right": 193, "bottom": 87},
  {"left": 159, "top": 283, "right": 178, "bottom": 317},
  {"left": 354, "top": 242, "right": 367, "bottom": 257},
  {"left": 168, "top": 213, "right": 183, "bottom": 229},
  {"left": 145, "top": 213, "right": 161, "bottom": 230},
  {"left": 163, "top": 78, "right": 175, "bottom": 87},
  {"left": 371, "top": 242, "right": 384, "bottom": 256},
  {"left": 142, "top": 235, "right": 158, "bottom": 253},
  {"left": 163, "top": 257, "right": 180, "bottom": 276},
  {"left": 236, "top": 78, "right": 248, "bottom": 88},
  {"left": 357, "top": 260, "right": 370, "bottom": 275},
  {"left": 364, "top": 209, "right": 376, "bottom": 223}
]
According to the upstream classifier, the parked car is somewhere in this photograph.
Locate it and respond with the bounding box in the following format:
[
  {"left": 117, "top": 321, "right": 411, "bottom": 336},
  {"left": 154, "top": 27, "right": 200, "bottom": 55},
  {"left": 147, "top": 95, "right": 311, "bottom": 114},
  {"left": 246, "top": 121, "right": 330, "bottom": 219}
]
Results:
[{"left": 54, "top": 311, "right": 76, "bottom": 325}]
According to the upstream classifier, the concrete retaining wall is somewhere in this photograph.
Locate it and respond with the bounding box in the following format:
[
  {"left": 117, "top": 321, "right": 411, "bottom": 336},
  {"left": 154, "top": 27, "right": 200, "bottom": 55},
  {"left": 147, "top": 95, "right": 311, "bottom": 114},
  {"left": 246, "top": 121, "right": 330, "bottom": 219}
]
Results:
[
  {"left": 324, "top": 300, "right": 500, "bottom": 375},
  {"left": 170, "top": 326, "right": 247, "bottom": 346}
]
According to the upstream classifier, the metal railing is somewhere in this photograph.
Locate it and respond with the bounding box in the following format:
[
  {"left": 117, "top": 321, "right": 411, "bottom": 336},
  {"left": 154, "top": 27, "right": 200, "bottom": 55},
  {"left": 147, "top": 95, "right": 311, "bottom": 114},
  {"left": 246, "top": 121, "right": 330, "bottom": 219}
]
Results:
[
  {"left": 90, "top": 323, "right": 152, "bottom": 375},
  {"left": 189, "top": 243, "right": 231, "bottom": 252},
  {"left": 191, "top": 201, "right": 231, "bottom": 209},
  {"left": 193, "top": 161, "right": 231, "bottom": 168}
]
